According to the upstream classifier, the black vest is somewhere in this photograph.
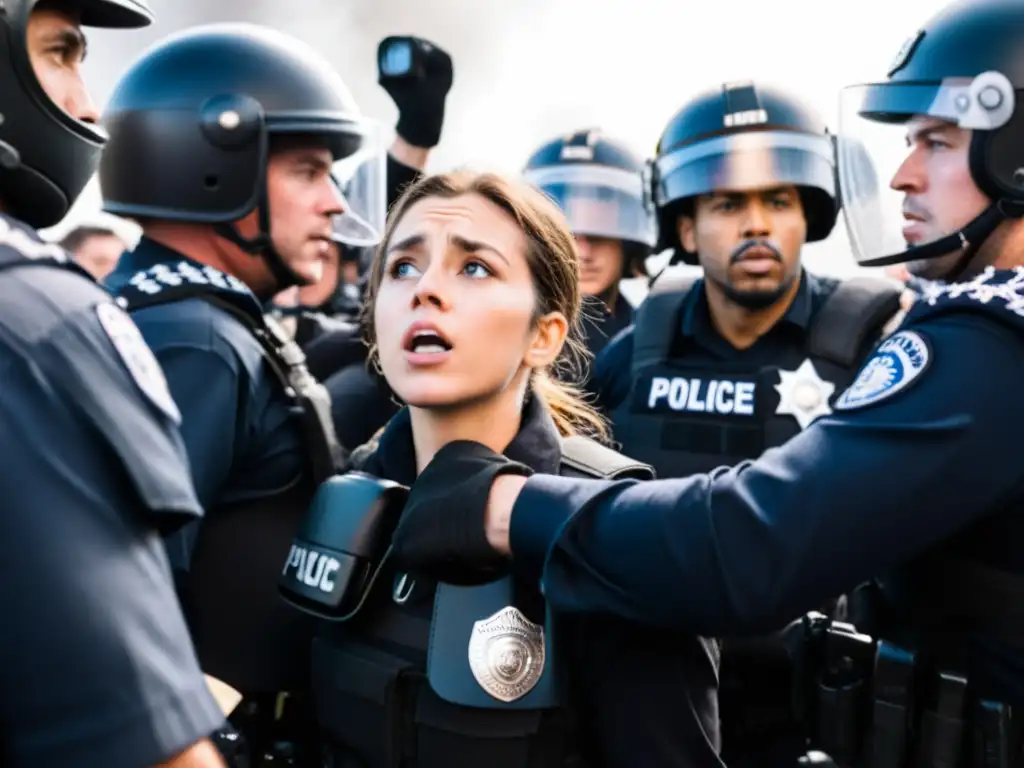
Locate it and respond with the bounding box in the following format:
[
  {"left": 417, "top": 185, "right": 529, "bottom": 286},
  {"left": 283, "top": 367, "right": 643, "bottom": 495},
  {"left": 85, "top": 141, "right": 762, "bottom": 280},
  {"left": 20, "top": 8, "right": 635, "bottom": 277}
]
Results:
[
  {"left": 312, "top": 438, "right": 652, "bottom": 768},
  {"left": 613, "top": 274, "right": 901, "bottom": 478},
  {"left": 115, "top": 260, "right": 342, "bottom": 693}
]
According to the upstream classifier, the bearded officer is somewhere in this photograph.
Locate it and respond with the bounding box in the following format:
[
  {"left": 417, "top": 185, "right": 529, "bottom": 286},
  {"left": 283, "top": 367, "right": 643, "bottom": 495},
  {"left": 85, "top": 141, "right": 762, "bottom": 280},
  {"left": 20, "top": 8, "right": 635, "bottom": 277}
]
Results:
[
  {"left": 100, "top": 23, "right": 387, "bottom": 762},
  {"left": 593, "top": 83, "right": 901, "bottom": 479},
  {"left": 385, "top": 0, "right": 1024, "bottom": 762},
  {"left": 0, "top": 1, "right": 228, "bottom": 765},
  {"left": 521, "top": 128, "right": 654, "bottom": 367}
]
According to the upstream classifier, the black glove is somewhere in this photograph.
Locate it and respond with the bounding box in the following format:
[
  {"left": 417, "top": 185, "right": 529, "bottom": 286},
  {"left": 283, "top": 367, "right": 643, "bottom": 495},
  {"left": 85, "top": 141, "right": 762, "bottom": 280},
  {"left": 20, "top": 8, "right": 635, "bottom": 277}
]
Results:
[
  {"left": 391, "top": 440, "right": 532, "bottom": 584},
  {"left": 377, "top": 35, "right": 453, "bottom": 149}
]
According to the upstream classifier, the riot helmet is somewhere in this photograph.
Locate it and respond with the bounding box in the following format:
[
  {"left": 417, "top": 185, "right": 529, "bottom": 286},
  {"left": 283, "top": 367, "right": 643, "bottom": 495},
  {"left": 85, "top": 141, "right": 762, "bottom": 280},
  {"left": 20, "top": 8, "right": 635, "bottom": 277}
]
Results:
[
  {"left": 651, "top": 82, "right": 838, "bottom": 265},
  {"left": 0, "top": 0, "right": 153, "bottom": 228},
  {"left": 99, "top": 23, "right": 386, "bottom": 288},
  {"left": 837, "top": 0, "right": 1024, "bottom": 276},
  {"left": 523, "top": 128, "right": 656, "bottom": 278}
]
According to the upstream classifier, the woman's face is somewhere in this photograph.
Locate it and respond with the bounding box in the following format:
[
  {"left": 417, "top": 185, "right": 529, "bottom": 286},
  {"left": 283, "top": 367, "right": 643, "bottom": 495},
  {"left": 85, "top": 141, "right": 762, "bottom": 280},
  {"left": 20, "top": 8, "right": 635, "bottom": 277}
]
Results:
[{"left": 374, "top": 192, "right": 554, "bottom": 409}]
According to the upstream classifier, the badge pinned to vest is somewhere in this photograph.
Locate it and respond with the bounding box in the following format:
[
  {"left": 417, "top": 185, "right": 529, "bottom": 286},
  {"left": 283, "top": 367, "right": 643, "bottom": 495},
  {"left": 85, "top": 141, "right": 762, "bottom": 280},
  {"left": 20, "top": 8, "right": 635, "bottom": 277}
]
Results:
[
  {"left": 468, "top": 606, "right": 546, "bottom": 703},
  {"left": 834, "top": 330, "right": 931, "bottom": 411},
  {"left": 774, "top": 358, "right": 836, "bottom": 429},
  {"left": 95, "top": 301, "right": 182, "bottom": 424}
]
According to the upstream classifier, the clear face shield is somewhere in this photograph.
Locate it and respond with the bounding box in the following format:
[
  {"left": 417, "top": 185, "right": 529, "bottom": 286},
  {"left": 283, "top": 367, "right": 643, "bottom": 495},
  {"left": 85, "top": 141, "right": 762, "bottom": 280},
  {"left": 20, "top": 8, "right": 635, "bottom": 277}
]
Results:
[
  {"left": 522, "top": 164, "right": 657, "bottom": 247},
  {"left": 837, "top": 71, "right": 1016, "bottom": 266},
  {"left": 330, "top": 119, "right": 388, "bottom": 248}
]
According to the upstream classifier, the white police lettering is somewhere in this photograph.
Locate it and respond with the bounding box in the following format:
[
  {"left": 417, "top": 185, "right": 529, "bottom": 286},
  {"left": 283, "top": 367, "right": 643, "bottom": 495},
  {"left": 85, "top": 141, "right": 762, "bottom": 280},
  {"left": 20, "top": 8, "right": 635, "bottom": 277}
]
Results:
[
  {"left": 921, "top": 265, "right": 1024, "bottom": 317},
  {"left": 283, "top": 544, "right": 340, "bottom": 594},
  {"left": 0, "top": 215, "right": 69, "bottom": 262},
  {"left": 128, "top": 260, "right": 251, "bottom": 297},
  {"left": 647, "top": 376, "right": 755, "bottom": 415},
  {"left": 834, "top": 330, "right": 931, "bottom": 411},
  {"left": 95, "top": 302, "right": 182, "bottom": 424}
]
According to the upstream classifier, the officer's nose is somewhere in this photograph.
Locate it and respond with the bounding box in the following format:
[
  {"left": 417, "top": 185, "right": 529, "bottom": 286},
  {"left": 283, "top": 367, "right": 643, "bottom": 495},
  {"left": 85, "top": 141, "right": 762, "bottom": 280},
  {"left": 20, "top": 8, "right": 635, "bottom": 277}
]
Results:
[
  {"left": 67, "top": 71, "right": 100, "bottom": 124},
  {"left": 575, "top": 235, "right": 594, "bottom": 263},
  {"left": 411, "top": 257, "right": 450, "bottom": 311},
  {"left": 890, "top": 147, "right": 926, "bottom": 194},
  {"left": 321, "top": 175, "right": 346, "bottom": 217},
  {"left": 742, "top": 200, "right": 771, "bottom": 239}
]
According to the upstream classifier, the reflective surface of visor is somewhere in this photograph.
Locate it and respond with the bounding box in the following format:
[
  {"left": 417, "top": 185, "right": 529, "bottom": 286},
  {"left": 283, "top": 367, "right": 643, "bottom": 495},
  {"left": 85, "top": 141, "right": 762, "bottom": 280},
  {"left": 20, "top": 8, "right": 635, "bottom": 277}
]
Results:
[
  {"left": 330, "top": 120, "right": 388, "bottom": 247},
  {"left": 837, "top": 76, "right": 1015, "bottom": 265},
  {"left": 653, "top": 130, "right": 835, "bottom": 207},
  {"left": 523, "top": 165, "right": 656, "bottom": 246}
]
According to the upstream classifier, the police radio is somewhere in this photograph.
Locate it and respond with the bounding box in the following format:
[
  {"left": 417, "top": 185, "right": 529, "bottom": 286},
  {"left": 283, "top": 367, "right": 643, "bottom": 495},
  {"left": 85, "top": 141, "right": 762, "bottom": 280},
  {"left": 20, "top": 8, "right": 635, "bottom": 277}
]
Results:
[{"left": 278, "top": 472, "right": 408, "bottom": 619}]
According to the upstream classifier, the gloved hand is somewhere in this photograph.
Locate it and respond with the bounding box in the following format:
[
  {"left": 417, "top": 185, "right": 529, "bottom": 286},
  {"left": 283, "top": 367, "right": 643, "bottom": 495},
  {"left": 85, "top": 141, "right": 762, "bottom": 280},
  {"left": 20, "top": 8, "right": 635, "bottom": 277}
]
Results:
[
  {"left": 377, "top": 35, "right": 453, "bottom": 149},
  {"left": 391, "top": 440, "right": 532, "bottom": 584}
]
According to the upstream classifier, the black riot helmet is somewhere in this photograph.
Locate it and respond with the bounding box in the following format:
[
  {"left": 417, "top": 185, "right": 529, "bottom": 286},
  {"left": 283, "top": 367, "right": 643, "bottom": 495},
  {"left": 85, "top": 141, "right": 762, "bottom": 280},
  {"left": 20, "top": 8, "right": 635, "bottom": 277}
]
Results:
[
  {"left": 523, "top": 129, "right": 657, "bottom": 276},
  {"left": 838, "top": 0, "right": 1024, "bottom": 275},
  {"left": 651, "top": 82, "right": 839, "bottom": 266},
  {"left": 0, "top": 0, "right": 153, "bottom": 228},
  {"left": 99, "top": 23, "right": 386, "bottom": 289}
]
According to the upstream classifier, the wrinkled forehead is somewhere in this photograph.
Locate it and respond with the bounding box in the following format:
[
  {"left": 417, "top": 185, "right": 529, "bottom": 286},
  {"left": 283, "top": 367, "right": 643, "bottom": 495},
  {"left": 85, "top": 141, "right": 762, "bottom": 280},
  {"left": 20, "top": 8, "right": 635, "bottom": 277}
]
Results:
[
  {"left": 392, "top": 193, "right": 526, "bottom": 249},
  {"left": 904, "top": 115, "right": 963, "bottom": 143}
]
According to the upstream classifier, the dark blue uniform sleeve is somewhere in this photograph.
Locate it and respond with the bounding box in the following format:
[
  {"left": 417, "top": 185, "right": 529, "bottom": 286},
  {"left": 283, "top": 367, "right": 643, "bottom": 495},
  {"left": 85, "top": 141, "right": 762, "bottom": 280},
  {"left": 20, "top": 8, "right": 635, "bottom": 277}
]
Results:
[
  {"left": 586, "top": 325, "right": 633, "bottom": 413},
  {"left": 512, "top": 314, "right": 1024, "bottom": 635},
  {"left": 0, "top": 309, "right": 224, "bottom": 766}
]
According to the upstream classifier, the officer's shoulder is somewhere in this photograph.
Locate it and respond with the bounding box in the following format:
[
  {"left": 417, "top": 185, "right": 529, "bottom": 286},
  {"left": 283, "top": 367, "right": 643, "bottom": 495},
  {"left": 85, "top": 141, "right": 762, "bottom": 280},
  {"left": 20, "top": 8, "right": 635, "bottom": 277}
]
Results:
[
  {"left": 596, "top": 324, "right": 635, "bottom": 363},
  {"left": 559, "top": 434, "right": 654, "bottom": 480},
  {"left": 908, "top": 267, "right": 1024, "bottom": 329}
]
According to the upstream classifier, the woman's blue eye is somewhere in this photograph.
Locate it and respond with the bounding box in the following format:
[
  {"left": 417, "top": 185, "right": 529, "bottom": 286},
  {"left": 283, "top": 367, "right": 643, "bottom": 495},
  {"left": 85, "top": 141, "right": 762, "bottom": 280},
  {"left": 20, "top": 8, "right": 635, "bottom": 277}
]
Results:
[
  {"left": 464, "top": 261, "right": 491, "bottom": 279},
  {"left": 391, "top": 261, "right": 420, "bottom": 278}
]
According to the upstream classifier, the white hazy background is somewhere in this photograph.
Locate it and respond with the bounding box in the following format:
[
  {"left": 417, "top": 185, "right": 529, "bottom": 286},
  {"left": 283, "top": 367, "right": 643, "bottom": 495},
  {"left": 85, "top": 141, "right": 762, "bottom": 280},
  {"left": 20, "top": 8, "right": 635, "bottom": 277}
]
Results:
[{"left": 46, "top": 0, "right": 949, "bottom": 286}]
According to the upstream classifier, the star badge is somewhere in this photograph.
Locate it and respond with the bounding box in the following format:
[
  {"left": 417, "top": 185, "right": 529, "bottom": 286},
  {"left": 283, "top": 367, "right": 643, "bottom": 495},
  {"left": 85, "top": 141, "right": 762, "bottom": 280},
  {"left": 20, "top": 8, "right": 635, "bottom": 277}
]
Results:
[{"left": 774, "top": 358, "right": 835, "bottom": 430}]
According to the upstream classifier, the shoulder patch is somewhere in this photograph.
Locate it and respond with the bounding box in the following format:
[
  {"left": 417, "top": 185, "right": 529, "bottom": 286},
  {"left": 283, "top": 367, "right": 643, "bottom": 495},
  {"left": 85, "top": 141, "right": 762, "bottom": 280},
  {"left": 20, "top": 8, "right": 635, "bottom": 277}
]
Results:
[
  {"left": 95, "top": 302, "right": 182, "bottom": 424},
  {"left": 834, "top": 330, "right": 931, "bottom": 411}
]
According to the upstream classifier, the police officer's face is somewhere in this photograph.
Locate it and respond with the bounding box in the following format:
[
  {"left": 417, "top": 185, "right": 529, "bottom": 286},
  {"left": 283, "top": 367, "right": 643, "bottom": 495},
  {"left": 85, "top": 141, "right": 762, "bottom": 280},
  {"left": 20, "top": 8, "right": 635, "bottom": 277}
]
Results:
[
  {"left": 890, "top": 117, "right": 992, "bottom": 278},
  {"left": 678, "top": 185, "right": 805, "bottom": 309},
  {"left": 73, "top": 233, "right": 124, "bottom": 280},
  {"left": 375, "top": 193, "right": 567, "bottom": 410},
  {"left": 296, "top": 241, "right": 341, "bottom": 308},
  {"left": 574, "top": 235, "right": 624, "bottom": 298},
  {"left": 240, "top": 144, "right": 344, "bottom": 286},
  {"left": 27, "top": 4, "right": 98, "bottom": 123}
]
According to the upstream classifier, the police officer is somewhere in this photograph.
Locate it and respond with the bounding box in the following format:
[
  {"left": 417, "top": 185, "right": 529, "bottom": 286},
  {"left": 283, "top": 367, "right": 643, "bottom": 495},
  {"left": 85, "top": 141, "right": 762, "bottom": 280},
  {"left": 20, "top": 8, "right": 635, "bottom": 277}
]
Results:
[
  {"left": 522, "top": 129, "right": 654, "bottom": 364},
  {"left": 595, "top": 83, "right": 901, "bottom": 481},
  {"left": 0, "top": 1, "right": 228, "bottom": 765},
  {"left": 384, "top": 0, "right": 1024, "bottom": 761},
  {"left": 100, "top": 23, "right": 387, "bottom": 761}
]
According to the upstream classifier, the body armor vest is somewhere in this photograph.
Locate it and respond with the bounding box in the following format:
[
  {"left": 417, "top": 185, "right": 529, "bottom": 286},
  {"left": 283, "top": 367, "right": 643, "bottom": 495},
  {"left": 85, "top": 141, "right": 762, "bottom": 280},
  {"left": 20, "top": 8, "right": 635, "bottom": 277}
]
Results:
[
  {"left": 613, "top": 274, "right": 901, "bottom": 478},
  {"left": 115, "top": 259, "right": 342, "bottom": 693},
  {"left": 313, "top": 438, "right": 652, "bottom": 768}
]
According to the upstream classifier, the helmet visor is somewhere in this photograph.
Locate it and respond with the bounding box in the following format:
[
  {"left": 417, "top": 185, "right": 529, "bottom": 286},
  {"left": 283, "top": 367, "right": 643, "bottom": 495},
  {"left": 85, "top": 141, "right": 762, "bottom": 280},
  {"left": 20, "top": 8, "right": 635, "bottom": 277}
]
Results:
[
  {"left": 330, "top": 119, "right": 387, "bottom": 248},
  {"left": 654, "top": 129, "right": 835, "bottom": 207},
  {"left": 523, "top": 164, "right": 656, "bottom": 247}
]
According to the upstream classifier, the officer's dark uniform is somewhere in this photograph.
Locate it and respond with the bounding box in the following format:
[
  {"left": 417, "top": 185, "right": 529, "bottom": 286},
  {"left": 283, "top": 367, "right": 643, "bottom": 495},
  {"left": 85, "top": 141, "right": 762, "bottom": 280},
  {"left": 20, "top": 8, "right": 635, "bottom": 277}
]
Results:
[
  {"left": 597, "top": 269, "right": 899, "bottom": 478},
  {"left": 522, "top": 129, "right": 655, "bottom": 368},
  {"left": 390, "top": 1, "right": 1024, "bottom": 762},
  {"left": 281, "top": 398, "right": 723, "bottom": 767},
  {"left": 98, "top": 25, "right": 384, "bottom": 759},
  {"left": 0, "top": 1, "right": 225, "bottom": 764}
]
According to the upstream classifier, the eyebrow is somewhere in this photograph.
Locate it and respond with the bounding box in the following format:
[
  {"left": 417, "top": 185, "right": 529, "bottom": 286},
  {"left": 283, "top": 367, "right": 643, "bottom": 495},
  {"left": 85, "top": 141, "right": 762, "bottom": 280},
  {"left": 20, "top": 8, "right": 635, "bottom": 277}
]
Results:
[
  {"left": 386, "top": 232, "right": 510, "bottom": 265},
  {"left": 906, "top": 124, "right": 954, "bottom": 145},
  {"left": 292, "top": 152, "right": 332, "bottom": 171}
]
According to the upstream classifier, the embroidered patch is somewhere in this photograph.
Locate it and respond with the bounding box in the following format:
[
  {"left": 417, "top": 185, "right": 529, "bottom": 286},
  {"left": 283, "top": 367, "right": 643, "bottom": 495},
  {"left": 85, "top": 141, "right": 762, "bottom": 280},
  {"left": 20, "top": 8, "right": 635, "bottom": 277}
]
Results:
[
  {"left": 834, "top": 330, "right": 931, "bottom": 411},
  {"left": 96, "top": 302, "right": 181, "bottom": 424}
]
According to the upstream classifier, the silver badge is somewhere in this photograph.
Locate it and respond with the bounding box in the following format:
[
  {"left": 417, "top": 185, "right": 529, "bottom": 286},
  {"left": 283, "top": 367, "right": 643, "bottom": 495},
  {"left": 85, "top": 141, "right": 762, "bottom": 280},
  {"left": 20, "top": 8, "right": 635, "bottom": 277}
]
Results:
[
  {"left": 468, "top": 606, "right": 545, "bottom": 703},
  {"left": 774, "top": 358, "right": 835, "bottom": 430}
]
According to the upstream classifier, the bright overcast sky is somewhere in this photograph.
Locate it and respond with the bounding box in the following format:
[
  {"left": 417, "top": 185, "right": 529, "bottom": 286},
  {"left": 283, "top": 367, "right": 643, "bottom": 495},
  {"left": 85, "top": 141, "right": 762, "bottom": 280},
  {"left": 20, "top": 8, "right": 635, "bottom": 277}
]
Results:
[{"left": 53, "top": 0, "right": 950, "bottom": 278}]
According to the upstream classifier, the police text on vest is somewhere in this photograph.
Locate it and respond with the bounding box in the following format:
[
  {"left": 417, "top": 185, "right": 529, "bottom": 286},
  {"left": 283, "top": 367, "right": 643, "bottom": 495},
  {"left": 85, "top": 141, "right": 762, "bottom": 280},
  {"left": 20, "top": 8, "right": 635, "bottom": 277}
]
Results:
[
  {"left": 647, "top": 376, "right": 755, "bottom": 415},
  {"left": 283, "top": 544, "right": 340, "bottom": 594}
]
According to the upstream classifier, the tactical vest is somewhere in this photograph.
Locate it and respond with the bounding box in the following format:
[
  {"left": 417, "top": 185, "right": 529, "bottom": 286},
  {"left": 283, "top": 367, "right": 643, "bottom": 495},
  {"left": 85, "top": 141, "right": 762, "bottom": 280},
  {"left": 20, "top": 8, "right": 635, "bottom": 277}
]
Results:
[
  {"left": 614, "top": 274, "right": 900, "bottom": 478},
  {"left": 312, "top": 438, "right": 653, "bottom": 768},
  {"left": 115, "top": 259, "right": 343, "bottom": 693}
]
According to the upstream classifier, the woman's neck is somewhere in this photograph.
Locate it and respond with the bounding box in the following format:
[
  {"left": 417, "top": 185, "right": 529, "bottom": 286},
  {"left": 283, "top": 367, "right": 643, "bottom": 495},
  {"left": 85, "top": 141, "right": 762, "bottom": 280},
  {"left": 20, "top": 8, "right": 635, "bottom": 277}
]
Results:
[{"left": 409, "top": 389, "right": 525, "bottom": 474}]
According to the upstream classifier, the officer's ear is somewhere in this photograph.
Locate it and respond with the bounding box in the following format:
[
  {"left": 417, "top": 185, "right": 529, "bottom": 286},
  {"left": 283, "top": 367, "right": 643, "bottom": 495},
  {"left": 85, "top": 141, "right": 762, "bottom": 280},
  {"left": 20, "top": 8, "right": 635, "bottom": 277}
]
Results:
[
  {"left": 524, "top": 311, "right": 568, "bottom": 369},
  {"left": 677, "top": 214, "right": 697, "bottom": 253}
]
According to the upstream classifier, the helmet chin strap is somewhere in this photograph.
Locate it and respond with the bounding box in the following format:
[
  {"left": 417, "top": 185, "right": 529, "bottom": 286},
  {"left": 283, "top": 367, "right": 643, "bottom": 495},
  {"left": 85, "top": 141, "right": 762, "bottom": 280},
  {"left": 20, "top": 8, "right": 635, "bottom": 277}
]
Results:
[
  {"left": 213, "top": 186, "right": 307, "bottom": 298},
  {"left": 860, "top": 200, "right": 1024, "bottom": 281}
]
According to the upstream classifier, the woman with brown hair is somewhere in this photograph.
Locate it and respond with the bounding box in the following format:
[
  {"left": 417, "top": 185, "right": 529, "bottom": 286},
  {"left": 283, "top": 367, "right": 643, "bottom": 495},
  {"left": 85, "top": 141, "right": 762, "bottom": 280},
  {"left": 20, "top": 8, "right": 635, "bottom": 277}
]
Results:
[{"left": 305, "top": 169, "right": 722, "bottom": 767}]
